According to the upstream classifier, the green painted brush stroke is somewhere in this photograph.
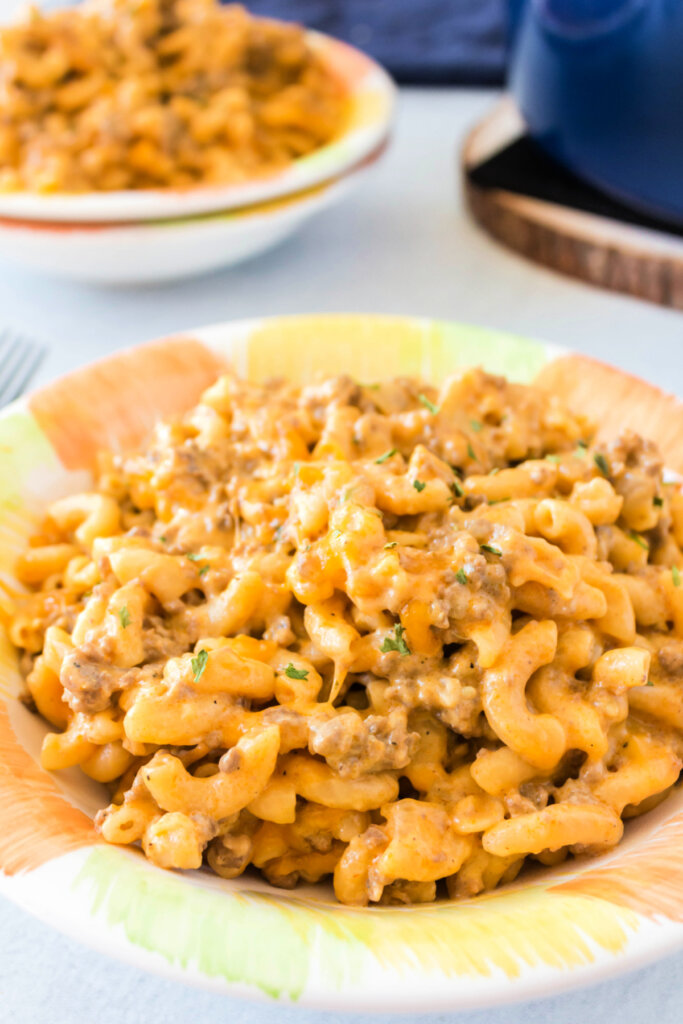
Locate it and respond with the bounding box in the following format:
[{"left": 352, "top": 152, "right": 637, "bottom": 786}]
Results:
[
  {"left": 0, "top": 405, "right": 60, "bottom": 514},
  {"left": 73, "top": 846, "right": 640, "bottom": 1001},
  {"left": 433, "top": 322, "right": 550, "bottom": 384}
]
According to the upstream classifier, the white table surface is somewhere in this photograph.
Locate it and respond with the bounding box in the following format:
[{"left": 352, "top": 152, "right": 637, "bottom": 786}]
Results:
[{"left": 1, "top": 87, "right": 683, "bottom": 1024}]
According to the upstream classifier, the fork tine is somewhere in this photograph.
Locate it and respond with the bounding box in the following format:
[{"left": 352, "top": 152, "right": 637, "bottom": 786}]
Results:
[
  {"left": 0, "top": 336, "right": 26, "bottom": 400},
  {"left": 0, "top": 336, "right": 45, "bottom": 406},
  {"left": 2, "top": 343, "right": 45, "bottom": 405},
  {"left": 0, "top": 331, "right": 13, "bottom": 363}
]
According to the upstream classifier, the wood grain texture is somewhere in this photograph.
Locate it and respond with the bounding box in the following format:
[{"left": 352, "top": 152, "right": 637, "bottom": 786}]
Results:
[{"left": 463, "top": 99, "right": 683, "bottom": 310}]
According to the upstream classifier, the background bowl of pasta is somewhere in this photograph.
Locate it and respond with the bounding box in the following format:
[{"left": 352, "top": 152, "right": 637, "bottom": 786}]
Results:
[
  {"left": 0, "top": 0, "right": 395, "bottom": 223},
  {"left": 2, "top": 314, "right": 683, "bottom": 1011}
]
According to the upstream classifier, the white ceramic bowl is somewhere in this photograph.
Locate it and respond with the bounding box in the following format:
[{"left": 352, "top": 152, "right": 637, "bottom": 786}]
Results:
[
  {"left": 0, "top": 31, "right": 394, "bottom": 223},
  {"left": 0, "top": 159, "right": 372, "bottom": 284}
]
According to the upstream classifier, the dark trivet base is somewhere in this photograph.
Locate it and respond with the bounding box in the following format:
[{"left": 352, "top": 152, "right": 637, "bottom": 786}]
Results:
[{"left": 462, "top": 98, "right": 683, "bottom": 310}]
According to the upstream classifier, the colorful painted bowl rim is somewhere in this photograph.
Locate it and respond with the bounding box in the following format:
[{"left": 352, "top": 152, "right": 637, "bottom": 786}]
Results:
[
  {"left": 0, "top": 30, "right": 395, "bottom": 224},
  {"left": 2, "top": 314, "right": 683, "bottom": 1012},
  {"left": 0, "top": 140, "right": 385, "bottom": 236}
]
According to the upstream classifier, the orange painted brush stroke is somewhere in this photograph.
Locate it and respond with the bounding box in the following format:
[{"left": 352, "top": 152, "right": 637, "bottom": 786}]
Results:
[
  {"left": 0, "top": 701, "right": 97, "bottom": 874},
  {"left": 536, "top": 354, "right": 683, "bottom": 475},
  {"left": 315, "top": 34, "right": 374, "bottom": 88},
  {"left": 552, "top": 808, "right": 683, "bottom": 921},
  {"left": 29, "top": 337, "right": 226, "bottom": 472}
]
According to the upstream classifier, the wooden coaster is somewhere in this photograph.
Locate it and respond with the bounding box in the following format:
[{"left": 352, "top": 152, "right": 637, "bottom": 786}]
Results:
[{"left": 462, "top": 97, "right": 683, "bottom": 309}]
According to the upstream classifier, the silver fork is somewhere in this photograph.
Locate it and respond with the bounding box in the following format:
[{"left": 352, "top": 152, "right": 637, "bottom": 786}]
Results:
[{"left": 0, "top": 330, "right": 46, "bottom": 407}]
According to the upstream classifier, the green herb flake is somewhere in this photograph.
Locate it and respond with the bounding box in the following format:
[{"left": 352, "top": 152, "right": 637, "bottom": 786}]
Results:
[
  {"left": 646, "top": 680, "right": 655, "bottom": 687},
  {"left": 673, "top": 566, "right": 681, "bottom": 588},
  {"left": 577, "top": 440, "right": 588, "bottom": 449},
  {"left": 293, "top": 462, "right": 301, "bottom": 476},
  {"left": 451, "top": 476, "right": 464, "bottom": 498},
  {"left": 198, "top": 564, "right": 210, "bottom": 577},
  {"left": 467, "top": 443, "right": 476, "bottom": 461},
  {"left": 489, "top": 467, "right": 500, "bottom": 476},
  {"left": 630, "top": 531, "right": 649, "bottom": 551},
  {"left": 117, "top": 605, "right": 131, "bottom": 630},
  {"left": 488, "top": 497, "right": 510, "bottom": 505},
  {"left": 455, "top": 568, "right": 468, "bottom": 585},
  {"left": 480, "top": 543, "right": 502, "bottom": 557},
  {"left": 186, "top": 552, "right": 200, "bottom": 562},
  {"left": 159, "top": 535, "right": 167, "bottom": 543},
  {"left": 413, "top": 479, "right": 427, "bottom": 492},
  {"left": 470, "top": 419, "right": 483, "bottom": 433},
  {"left": 545, "top": 454, "right": 561, "bottom": 464},
  {"left": 191, "top": 648, "right": 208, "bottom": 683},
  {"left": 284, "top": 663, "right": 309, "bottom": 680},
  {"left": 418, "top": 393, "right": 439, "bottom": 415},
  {"left": 380, "top": 622, "right": 411, "bottom": 656},
  {"left": 384, "top": 541, "right": 398, "bottom": 549},
  {"left": 654, "top": 496, "right": 664, "bottom": 507},
  {"left": 375, "top": 448, "right": 398, "bottom": 465},
  {"left": 594, "top": 453, "right": 610, "bottom": 477}
]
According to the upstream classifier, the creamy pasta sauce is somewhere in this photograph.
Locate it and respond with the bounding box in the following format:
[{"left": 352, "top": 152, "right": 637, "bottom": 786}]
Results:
[{"left": 10, "top": 368, "right": 683, "bottom": 905}]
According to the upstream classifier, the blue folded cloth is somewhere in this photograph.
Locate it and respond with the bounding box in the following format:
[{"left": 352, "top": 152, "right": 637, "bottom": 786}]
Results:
[{"left": 241, "top": 0, "right": 508, "bottom": 83}]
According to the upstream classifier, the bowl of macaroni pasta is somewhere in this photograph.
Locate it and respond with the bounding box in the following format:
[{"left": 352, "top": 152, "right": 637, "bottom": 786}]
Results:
[
  {"left": 1, "top": 314, "right": 683, "bottom": 1010},
  {"left": 0, "top": 0, "right": 394, "bottom": 222}
]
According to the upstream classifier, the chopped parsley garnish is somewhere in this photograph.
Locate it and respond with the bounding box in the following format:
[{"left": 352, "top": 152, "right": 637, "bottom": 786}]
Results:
[
  {"left": 480, "top": 543, "right": 502, "bottom": 556},
  {"left": 646, "top": 680, "right": 654, "bottom": 687},
  {"left": 630, "top": 532, "right": 649, "bottom": 551},
  {"left": 467, "top": 443, "right": 476, "bottom": 461},
  {"left": 293, "top": 462, "right": 300, "bottom": 476},
  {"left": 284, "top": 663, "right": 309, "bottom": 680},
  {"left": 342, "top": 486, "right": 354, "bottom": 503},
  {"left": 159, "top": 535, "right": 167, "bottom": 543},
  {"left": 488, "top": 497, "right": 510, "bottom": 505},
  {"left": 380, "top": 622, "right": 411, "bottom": 656},
  {"left": 594, "top": 453, "right": 609, "bottom": 477},
  {"left": 470, "top": 419, "right": 483, "bottom": 433},
  {"left": 545, "top": 454, "right": 561, "bottom": 464},
  {"left": 455, "top": 568, "right": 468, "bottom": 585},
  {"left": 117, "top": 605, "right": 131, "bottom": 629},
  {"left": 384, "top": 541, "right": 397, "bottom": 549},
  {"left": 450, "top": 480, "right": 464, "bottom": 500},
  {"left": 418, "top": 393, "right": 439, "bottom": 415},
  {"left": 413, "top": 479, "right": 427, "bottom": 492},
  {"left": 186, "top": 552, "right": 199, "bottom": 562},
  {"left": 198, "top": 564, "right": 210, "bottom": 577},
  {"left": 489, "top": 467, "right": 500, "bottom": 476},
  {"left": 673, "top": 566, "right": 681, "bottom": 587},
  {"left": 191, "top": 649, "right": 208, "bottom": 683},
  {"left": 375, "top": 448, "right": 397, "bottom": 464},
  {"left": 654, "top": 496, "right": 664, "bottom": 507}
]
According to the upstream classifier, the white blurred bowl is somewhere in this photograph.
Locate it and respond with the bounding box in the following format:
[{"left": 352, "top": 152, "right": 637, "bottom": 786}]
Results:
[
  {"left": 0, "top": 31, "right": 395, "bottom": 223},
  {"left": 0, "top": 155, "right": 376, "bottom": 284}
]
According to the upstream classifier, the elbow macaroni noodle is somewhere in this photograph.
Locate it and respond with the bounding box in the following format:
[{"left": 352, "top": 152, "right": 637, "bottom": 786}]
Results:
[
  {"left": 10, "top": 367, "right": 683, "bottom": 905},
  {"left": 0, "top": 0, "right": 346, "bottom": 193}
]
